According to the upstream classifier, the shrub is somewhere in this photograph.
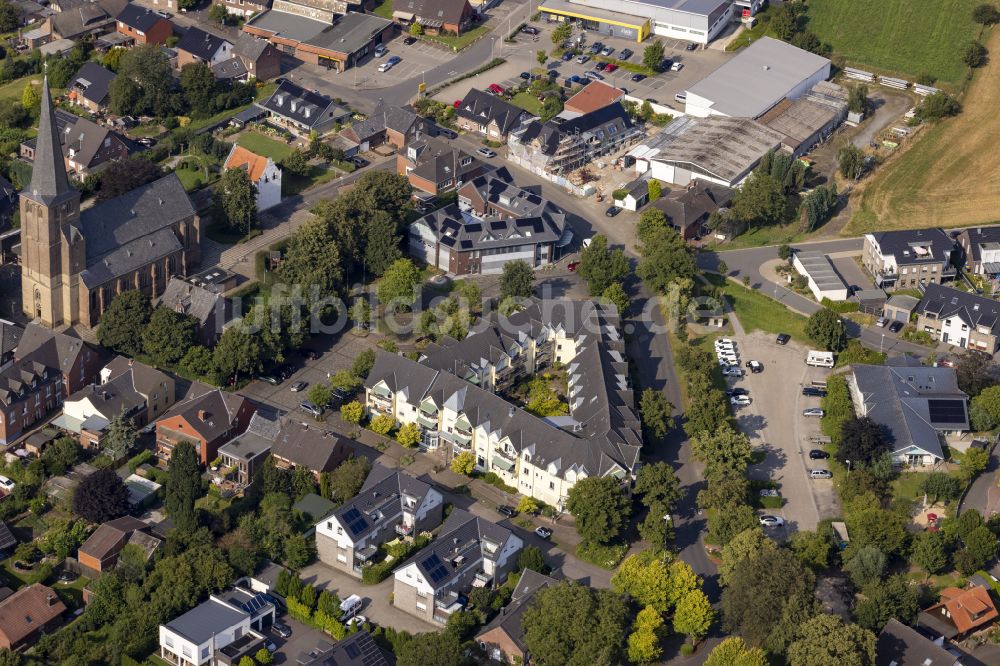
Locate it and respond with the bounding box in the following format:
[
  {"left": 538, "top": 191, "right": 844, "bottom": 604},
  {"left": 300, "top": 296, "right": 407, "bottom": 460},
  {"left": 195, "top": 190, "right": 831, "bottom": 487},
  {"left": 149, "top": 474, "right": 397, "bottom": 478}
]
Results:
[
  {"left": 127, "top": 449, "right": 153, "bottom": 473},
  {"left": 369, "top": 414, "right": 395, "bottom": 435},
  {"left": 680, "top": 643, "right": 695, "bottom": 656},
  {"left": 340, "top": 401, "right": 364, "bottom": 424},
  {"left": 576, "top": 541, "right": 628, "bottom": 569},
  {"left": 361, "top": 560, "right": 395, "bottom": 585}
]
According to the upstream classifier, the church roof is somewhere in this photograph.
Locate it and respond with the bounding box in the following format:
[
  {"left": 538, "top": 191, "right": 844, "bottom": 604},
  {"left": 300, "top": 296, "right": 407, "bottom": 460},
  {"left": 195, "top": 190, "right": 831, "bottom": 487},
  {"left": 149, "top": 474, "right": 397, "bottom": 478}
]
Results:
[{"left": 25, "top": 76, "right": 75, "bottom": 206}]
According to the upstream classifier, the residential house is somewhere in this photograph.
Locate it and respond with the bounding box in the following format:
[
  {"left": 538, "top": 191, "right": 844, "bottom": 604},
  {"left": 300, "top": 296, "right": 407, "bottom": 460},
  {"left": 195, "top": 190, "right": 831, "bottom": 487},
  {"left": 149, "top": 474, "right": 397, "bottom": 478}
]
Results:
[
  {"left": 157, "top": 277, "right": 233, "bottom": 346},
  {"left": 269, "top": 419, "right": 353, "bottom": 479},
  {"left": 508, "top": 104, "right": 641, "bottom": 185},
  {"left": 397, "top": 136, "right": 489, "bottom": 197},
  {"left": 957, "top": 226, "right": 1000, "bottom": 277},
  {"left": 409, "top": 167, "right": 568, "bottom": 275},
  {"left": 919, "top": 585, "right": 999, "bottom": 640},
  {"left": 255, "top": 80, "right": 351, "bottom": 137},
  {"left": 212, "top": 56, "right": 251, "bottom": 82},
  {"left": 453, "top": 89, "right": 532, "bottom": 142},
  {"left": 116, "top": 3, "right": 173, "bottom": 45},
  {"left": 0, "top": 584, "right": 66, "bottom": 650},
  {"left": 68, "top": 62, "right": 117, "bottom": 113},
  {"left": 653, "top": 181, "right": 732, "bottom": 240},
  {"left": 0, "top": 321, "right": 23, "bottom": 372},
  {"left": 212, "top": 0, "right": 271, "bottom": 20},
  {"left": 158, "top": 588, "right": 275, "bottom": 666},
  {"left": 475, "top": 569, "right": 557, "bottom": 664},
  {"left": 155, "top": 386, "right": 256, "bottom": 466},
  {"left": 393, "top": 509, "right": 522, "bottom": 625},
  {"left": 76, "top": 516, "right": 160, "bottom": 576},
  {"left": 341, "top": 100, "right": 426, "bottom": 152},
  {"left": 0, "top": 521, "right": 16, "bottom": 552},
  {"left": 14, "top": 325, "right": 102, "bottom": 396},
  {"left": 47, "top": 0, "right": 125, "bottom": 41},
  {"left": 315, "top": 463, "right": 444, "bottom": 576},
  {"left": 176, "top": 27, "right": 233, "bottom": 68},
  {"left": 876, "top": 618, "right": 960, "bottom": 666},
  {"left": 613, "top": 177, "right": 649, "bottom": 211},
  {"left": 563, "top": 80, "right": 625, "bottom": 116},
  {"left": 295, "top": 630, "right": 389, "bottom": 666},
  {"left": 364, "top": 299, "right": 641, "bottom": 508},
  {"left": 61, "top": 373, "right": 147, "bottom": 448},
  {"left": 915, "top": 283, "right": 1000, "bottom": 354},
  {"left": 862, "top": 229, "right": 957, "bottom": 290},
  {"left": 101, "top": 356, "right": 176, "bottom": 422},
  {"left": 0, "top": 357, "right": 64, "bottom": 445},
  {"left": 217, "top": 412, "right": 280, "bottom": 488},
  {"left": 224, "top": 145, "right": 282, "bottom": 211},
  {"left": 232, "top": 33, "right": 281, "bottom": 80},
  {"left": 849, "top": 363, "right": 969, "bottom": 467},
  {"left": 19, "top": 109, "right": 133, "bottom": 179},
  {"left": 391, "top": 0, "right": 474, "bottom": 34}
]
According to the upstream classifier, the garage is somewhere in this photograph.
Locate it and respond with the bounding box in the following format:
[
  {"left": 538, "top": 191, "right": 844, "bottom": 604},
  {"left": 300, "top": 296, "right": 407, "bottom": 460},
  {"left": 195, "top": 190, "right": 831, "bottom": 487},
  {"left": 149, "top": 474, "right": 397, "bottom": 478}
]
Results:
[{"left": 883, "top": 294, "right": 920, "bottom": 323}]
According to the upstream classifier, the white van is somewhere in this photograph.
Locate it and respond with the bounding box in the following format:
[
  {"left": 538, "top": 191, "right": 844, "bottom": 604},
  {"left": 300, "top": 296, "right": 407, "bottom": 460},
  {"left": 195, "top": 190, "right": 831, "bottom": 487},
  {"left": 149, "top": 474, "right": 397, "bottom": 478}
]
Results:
[
  {"left": 340, "top": 594, "right": 363, "bottom": 619},
  {"left": 806, "top": 351, "right": 835, "bottom": 368}
]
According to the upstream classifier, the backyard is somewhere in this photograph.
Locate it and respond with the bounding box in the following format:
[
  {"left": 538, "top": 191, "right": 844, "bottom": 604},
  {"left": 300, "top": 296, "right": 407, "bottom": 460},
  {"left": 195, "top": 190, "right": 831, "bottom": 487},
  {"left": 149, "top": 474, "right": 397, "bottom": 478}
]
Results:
[{"left": 236, "top": 130, "right": 296, "bottom": 162}]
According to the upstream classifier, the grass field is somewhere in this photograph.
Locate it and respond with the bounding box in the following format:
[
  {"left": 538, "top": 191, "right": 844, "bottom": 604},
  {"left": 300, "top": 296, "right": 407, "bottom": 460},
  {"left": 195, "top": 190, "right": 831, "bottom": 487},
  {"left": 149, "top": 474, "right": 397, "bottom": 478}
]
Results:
[
  {"left": 848, "top": 28, "right": 1000, "bottom": 234},
  {"left": 237, "top": 131, "right": 295, "bottom": 162},
  {"left": 704, "top": 274, "right": 810, "bottom": 343},
  {"left": 510, "top": 91, "right": 544, "bottom": 115},
  {"left": 805, "top": 0, "right": 984, "bottom": 86},
  {"left": 0, "top": 74, "right": 40, "bottom": 104}
]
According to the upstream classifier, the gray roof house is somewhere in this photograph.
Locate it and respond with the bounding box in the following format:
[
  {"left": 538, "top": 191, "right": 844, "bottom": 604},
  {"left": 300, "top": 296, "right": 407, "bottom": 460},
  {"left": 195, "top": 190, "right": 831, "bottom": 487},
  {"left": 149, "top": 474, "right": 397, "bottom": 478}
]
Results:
[
  {"left": 475, "top": 569, "right": 558, "bottom": 664},
  {"left": 217, "top": 412, "right": 281, "bottom": 487},
  {"left": 862, "top": 228, "right": 957, "bottom": 290},
  {"left": 175, "top": 26, "right": 232, "bottom": 67},
  {"left": 159, "top": 588, "right": 275, "bottom": 665},
  {"left": 256, "top": 80, "right": 351, "bottom": 136},
  {"left": 68, "top": 62, "right": 117, "bottom": 111},
  {"left": 157, "top": 276, "right": 232, "bottom": 345},
  {"left": 915, "top": 283, "right": 1000, "bottom": 354},
  {"left": 453, "top": 88, "right": 533, "bottom": 140},
  {"left": 848, "top": 364, "right": 969, "bottom": 466},
  {"left": 341, "top": 99, "right": 426, "bottom": 151},
  {"left": 876, "top": 618, "right": 959, "bottom": 666},
  {"left": 20, "top": 109, "right": 134, "bottom": 178},
  {"left": 315, "top": 463, "right": 444, "bottom": 576},
  {"left": 295, "top": 630, "right": 389, "bottom": 666}
]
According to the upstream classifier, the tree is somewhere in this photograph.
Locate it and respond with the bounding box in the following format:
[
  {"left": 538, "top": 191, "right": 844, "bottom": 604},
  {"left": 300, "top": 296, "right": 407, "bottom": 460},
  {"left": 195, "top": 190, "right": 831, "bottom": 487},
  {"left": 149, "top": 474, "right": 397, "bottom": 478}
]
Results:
[
  {"left": 627, "top": 605, "right": 664, "bottom": 665},
  {"left": 922, "top": 472, "right": 962, "bottom": 504},
  {"left": 801, "top": 184, "right": 838, "bottom": 232},
  {"left": 165, "top": 440, "right": 201, "bottom": 533},
  {"left": 769, "top": 4, "right": 798, "bottom": 40},
  {"left": 179, "top": 63, "right": 218, "bottom": 114},
  {"left": 692, "top": 425, "right": 753, "bottom": 478},
  {"left": 730, "top": 171, "right": 786, "bottom": 226},
  {"left": 369, "top": 414, "right": 394, "bottom": 435},
  {"left": 102, "top": 411, "right": 137, "bottom": 461},
  {"left": 638, "top": 389, "right": 674, "bottom": 442},
  {"left": 522, "top": 582, "right": 629, "bottom": 666},
  {"left": 963, "top": 41, "right": 988, "bottom": 68},
  {"left": 838, "top": 144, "right": 867, "bottom": 180},
  {"left": 142, "top": 306, "right": 197, "bottom": 366},
  {"left": 329, "top": 456, "right": 371, "bottom": 503},
  {"left": 917, "top": 92, "right": 961, "bottom": 121},
  {"left": 254, "top": 647, "right": 273, "bottom": 665},
  {"left": 579, "top": 234, "right": 629, "bottom": 296},
  {"left": 647, "top": 179, "right": 662, "bottom": 201},
  {"left": 396, "top": 422, "right": 422, "bottom": 447},
  {"left": 719, "top": 527, "right": 776, "bottom": 585},
  {"left": 845, "top": 545, "right": 886, "bottom": 588},
  {"left": 708, "top": 502, "right": 758, "bottom": 547},
  {"left": 500, "top": 260, "right": 534, "bottom": 300},
  {"left": 213, "top": 326, "right": 265, "bottom": 383},
  {"left": 307, "top": 384, "right": 332, "bottom": 413},
  {"left": 787, "top": 613, "right": 876, "bottom": 666},
  {"left": 601, "top": 282, "right": 630, "bottom": 316},
  {"left": 837, "top": 416, "right": 890, "bottom": 466},
  {"left": 643, "top": 40, "right": 665, "bottom": 71},
  {"left": 910, "top": 530, "right": 950, "bottom": 576},
  {"left": 536, "top": 49, "right": 548, "bottom": 66},
  {"left": 674, "top": 588, "right": 713, "bottom": 643},
  {"left": 363, "top": 210, "right": 402, "bottom": 277},
  {"left": 791, "top": 526, "right": 836, "bottom": 570},
  {"left": 518, "top": 544, "right": 547, "bottom": 573},
  {"left": 99, "top": 290, "right": 153, "bottom": 356},
  {"left": 396, "top": 631, "right": 463, "bottom": 666},
  {"left": 98, "top": 157, "right": 164, "bottom": 202},
  {"left": 960, "top": 446, "right": 990, "bottom": 482},
  {"left": 636, "top": 226, "right": 697, "bottom": 293},
  {"left": 960, "top": 524, "right": 997, "bottom": 572},
  {"left": 352, "top": 349, "right": 376, "bottom": 379},
  {"left": 378, "top": 259, "right": 421, "bottom": 312},
  {"left": 0, "top": 0, "right": 18, "bottom": 32},
  {"left": 450, "top": 451, "right": 475, "bottom": 475},
  {"left": 340, "top": 401, "right": 364, "bottom": 424},
  {"left": 216, "top": 167, "right": 258, "bottom": 233},
  {"left": 565, "top": 476, "right": 630, "bottom": 545},
  {"left": 21, "top": 83, "right": 40, "bottom": 111},
  {"left": 847, "top": 83, "right": 869, "bottom": 115},
  {"left": 704, "top": 637, "right": 767, "bottom": 666},
  {"left": 281, "top": 150, "right": 311, "bottom": 177},
  {"left": 279, "top": 218, "right": 344, "bottom": 299},
  {"left": 409, "top": 21, "right": 424, "bottom": 36},
  {"left": 208, "top": 3, "right": 228, "bottom": 23},
  {"left": 551, "top": 21, "right": 572, "bottom": 44},
  {"left": 973, "top": 3, "right": 1000, "bottom": 24},
  {"left": 806, "top": 307, "right": 846, "bottom": 352},
  {"left": 42, "top": 437, "right": 82, "bottom": 477},
  {"left": 847, "top": 505, "right": 908, "bottom": 557},
  {"left": 956, "top": 351, "right": 998, "bottom": 396},
  {"left": 612, "top": 551, "right": 673, "bottom": 611},
  {"left": 853, "top": 576, "right": 919, "bottom": 631},
  {"left": 634, "top": 461, "right": 681, "bottom": 511},
  {"left": 73, "top": 468, "right": 129, "bottom": 523}
]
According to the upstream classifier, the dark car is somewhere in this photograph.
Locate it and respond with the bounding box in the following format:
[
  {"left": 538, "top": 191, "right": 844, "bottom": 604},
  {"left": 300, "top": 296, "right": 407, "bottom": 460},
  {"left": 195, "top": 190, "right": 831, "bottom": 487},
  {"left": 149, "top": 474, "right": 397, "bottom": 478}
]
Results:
[
  {"left": 497, "top": 505, "right": 517, "bottom": 518},
  {"left": 631, "top": 73, "right": 646, "bottom": 82},
  {"left": 802, "top": 387, "right": 827, "bottom": 397},
  {"left": 272, "top": 623, "right": 292, "bottom": 638},
  {"left": 725, "top": 388, "right": 748, "bottom": 397},
  {"left": 660, "top": 58, "right": 673, "bottom": 71},
  {"left": 403, "top": 36, "right": 417, "bottom": 45},
  {"left": 350, "top": 156, "right": 370, "bottom": 168},
  {"left": 521, "top": 25, "right": 539, "bottom": 35},
  {"left": 776, "top": 333, "right": 791, "bottom": 345},
  {"left": 605, "top": 205, "right": 621, "bottom": 217},
  {"left": 561, "top": 51, "right": 574, "bottom": 61},
  {"left": 519, "top": 71, "right": 531, "bottom": 80},
  {"left": 809, "top": 450, "right": 830, "bottom": 460},
  {"left": 686, "top": 42, "right": 697, "bottom": 51},
  {"left": 595, "top": 61, "right": 607, "bottom": 71},
  {"left": 888, "top": 320, "right": 904, "bottom": 333},
  {"left": 620, "top": 48, "right": 633, "bottom": 60}
]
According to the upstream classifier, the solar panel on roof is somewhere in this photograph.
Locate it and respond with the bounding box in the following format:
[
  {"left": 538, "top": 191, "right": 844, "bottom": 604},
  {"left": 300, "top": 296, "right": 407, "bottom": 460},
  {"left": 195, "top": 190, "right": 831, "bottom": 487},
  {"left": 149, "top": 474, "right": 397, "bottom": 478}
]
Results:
[
  {"left": 342, "top": 507, "right": 369, "bottom": 536},
  {"left": 927, "top": 399, "right": 966, "bottom": 424},
  {"left": 240, "top": 593, "right": 269, "bottom": 614},
  {"left": 345, "top": 643, "right": 361, "bottom": 658},
  {"left": 422, "top": 553, "right": 450, "bottom": 583}
]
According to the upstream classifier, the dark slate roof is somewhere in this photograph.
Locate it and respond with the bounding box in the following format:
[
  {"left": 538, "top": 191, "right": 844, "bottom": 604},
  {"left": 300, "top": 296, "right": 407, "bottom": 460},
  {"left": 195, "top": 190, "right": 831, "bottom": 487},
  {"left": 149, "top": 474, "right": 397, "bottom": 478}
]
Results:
[
  {"left": 78, "top": 516, "right": 147, "bottom": 560},
  {"left": 918, "top": 283, "right": 1000, "bottom": 338},
  {"left": 297, "top": 630, "right": 389, "bottom": 666},
  {"left": 454, "top": 88, "right": 531, "bottom": 136},
  {"left": 256, "top": 80, "right": 349, "bottom": 130},
  {"left": 116, "top": 3, "right": 168, "bottom": 31},
  {"left": 218, "top": 412, "right": 279, "bottom": 462},
  {"left": 25, "top": 76, "right": 74, "bottom": 206},
  {"left": 867, "top": 228, "right": 955, "bottom": 265},
  {"left": 327, "top": 464, "right": 436, "bottom": 542},
  {"left": 852, "top": 364, "right": 969, "bottom": 461},
  {"left": 270, "top": 420, "right": 353, "bottom": 473},
  {"left": 50, "top": 1, "right": 115, "bottom": 38},
  {"left": 69, "top": 62, "right": 116, "bottom": 106},
  {"left": 15, "top": 324, "right": 97, "bottom": 377},
  {"left": 213, "top": 56, "right": 249, "bottom": 80},
  {"left": 22, "top": 108, "right": 132, "bottom": 172},
  {"left": 393, "top": 0, "right": 469, "bottom": 26},
  {"left": 877, "top": 619, "right": 957, "bottom": 666},
  {"left": 234, "top": 32, "right": 271, "bottom": 61},
  {"left": 158, "top": 277, "right": 228, "bottom": 326},
  {"left": 0, "top": 321, "right": 23, "bottom": 358},
  {"left": 0, "top": 522, "right": 16, "bottom": 551},
  {"left": 165, "top": 596, "right": 249, "bottom": 644},
  {"left": 346, "top": 99, "right": 421, "bottom": 142},
  {"left": 518, "top": 103, "right": 633, "bottom": 156},
  {"left": 176, "top": 26, "right": 230, "bottom": 61},
  {"left": 404, "top": 136, "right": 485, "bottom": 185},
  {"left": 412, "top": 201, "right": 565, "bottom": 253},
  {"left": 961, "top": 226, "right": 1000, "bottom": 264},
  {"left": 78, "top": 174, "right": 194, "bottom": 288},
  {"left": 654, "top": 182, "right": 732, "bottom": 230},
  {"left": 158, "top": 386, "right": 251, "bottom": 443},
  {"left": 409, "top": 508, "right": 516, "bottom": 591},
  {"left": 476, "top": 568, "right": 556, "bottom": 652}
]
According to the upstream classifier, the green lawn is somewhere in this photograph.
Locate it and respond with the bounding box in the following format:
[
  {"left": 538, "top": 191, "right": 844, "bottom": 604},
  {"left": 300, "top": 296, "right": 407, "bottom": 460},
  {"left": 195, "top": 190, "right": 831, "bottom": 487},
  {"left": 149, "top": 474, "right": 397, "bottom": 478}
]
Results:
[
  {"left": 237, "top": 131, "right": 295, "bottom": 162},
  {"left": 510, "top": 91, "right": 544, "bottom": 116},
  {"left": 708, "top": 223, "right": 805, "bottom": 250},
  {"left": 371, "top": 0, "right": 393, "bottom": 19},
  {"left": 705, "top": 273, "right": 810, "bottom": 343},
  {"left": 805, "top": 0, "right": 987, "bottom": 86},
  {"left": 423, "top": 24, "right": 490, "bottom": 51},
  {"left": 0, "top": 73, "right": 41, "bottom": 104},
  {"left": 174, "top": 166, "right": 211, "bottom": 192}
]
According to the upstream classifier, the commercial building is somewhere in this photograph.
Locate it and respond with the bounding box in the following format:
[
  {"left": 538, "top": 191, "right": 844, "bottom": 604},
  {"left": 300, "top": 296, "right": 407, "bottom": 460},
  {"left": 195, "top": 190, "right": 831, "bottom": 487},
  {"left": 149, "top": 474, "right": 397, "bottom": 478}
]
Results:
[
  {"left": 392, "top": 0, "right": 474, "bottom": 35},
  {"left": 244, "top": 10, "right": 393, "bottom": 71},
  {"left": 792, "top": 250, "right": 849, "bottom": 302},
  {"left": 757, "top": 81, "right": 848, "bottom": 156},
  {"left": 539, "top": 0, "right": 734, "bottom": 44},
  {"left": 862, "top": 228, "right": 956, "bottom": 290},
  {"left": 315, "top": 464, "right": 444, "bottom": 576},
  {"left": 684, "top": 36, "right": 831, "bottom": 118},
  {"left": 914, "top": 284, "right": 1000, "bottom": 354}
]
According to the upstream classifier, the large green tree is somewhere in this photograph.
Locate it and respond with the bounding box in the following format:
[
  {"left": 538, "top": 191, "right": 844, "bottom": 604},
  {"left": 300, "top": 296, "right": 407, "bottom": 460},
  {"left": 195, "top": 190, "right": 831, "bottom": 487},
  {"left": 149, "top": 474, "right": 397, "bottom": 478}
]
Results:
[
  {"left": 638, "top": 389, "right": 674, "bottom": 442},
  {"left": 362, "top": 210, "right": 402, "bottom": 277},
  {"left": 731, "top": 171, "right": 786, "bottom": 226},
  {"left": 279, "top": 218, "right": 344, "bottom": 298},
  {"left": 522, "top": 582, "right": 629, "bottom": 666},
  {"left": 692, "top": 424, "right": 753, "bottom": 478},
  {"left": 837, "top": 416, "right": 891, "bottom": 466},
  {"left": 719, "top": 527, "right": 776, "bottom": 586},
  {"left": 636, "top": 226, "right": 697, "bottom": 293},
  {"left": 853, "top": 575, "right": 919, "bottom": 632},
  {"left": 704, "top": 637, "right": 767, "bottom": 666},
  {"left": 806, "top": 307, "right": 847, "bottom": 352},
  {"left": 329, "top": 456, "right": 372, "bottom": 504},
  {"left": 102, "top": 411, "right": 137, "bottom": 461},
  {"left": 216, "top": 167, "right": 258, "bottom": 234},
  {"left": 674, "top": 588, "right": 714, "bottom": 643},
  {"left": 786, "top": 613, "right": 876, "bottom": 666},
  {"left": 565, "top": 475, "right": 630, "bottom": 545},
  {"left": 578, "top": 235, "right": 629, "bottom": 296},
  {"left": 142, "top": 306, "right": 198, "bottom": 366},
  {"left": 213, "top": 326, "right": 264, "bottom": 383},
  {"left": 377, "top": 259, "right": 421, "bottom": 312},
  {"left": 73, "top": 468, "right": 130, "bottom": 523},
  {"left": 500, "top": 260, "right": 534, "bottom": 300},
  {"left": 179, "top": 63, "right": 218, "bottom": 114},
  {"left": 165, "top": 440, "right": 202, "bottom": 534},
  {"left": 98, "top": 290, "right": 153, "bottom": 356},
  {"left": 396, "top": 631, "right": 463, "bottom": 666},
  {"left": 643, "top": 40, "right": 665, "bottom": 71},
  {"left": 611, "top": 551, "right": 673, "bottom": 612}
]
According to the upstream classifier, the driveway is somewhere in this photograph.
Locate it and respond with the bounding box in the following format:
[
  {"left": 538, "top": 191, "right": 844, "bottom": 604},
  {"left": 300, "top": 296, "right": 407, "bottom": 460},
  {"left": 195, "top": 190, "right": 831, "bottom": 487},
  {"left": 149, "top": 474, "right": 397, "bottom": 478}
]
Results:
[
  {"left": 851, "top": 89, "right": 914, "bottom": 149},
  {"left": 959, "top": 441, "right": 1000, "bottom": 517}
]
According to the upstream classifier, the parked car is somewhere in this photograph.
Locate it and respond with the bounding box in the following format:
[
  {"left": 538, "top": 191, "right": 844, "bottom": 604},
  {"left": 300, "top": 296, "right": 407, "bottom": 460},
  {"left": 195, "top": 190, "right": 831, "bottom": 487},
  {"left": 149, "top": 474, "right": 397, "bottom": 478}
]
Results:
[
  {"left": 776, "top": 333, "right": 791, "bottom": 345},
  {"left": 136, "top": 137, "right": 156, "bottom": 148},
  {"left": 2, "top": 476, "right": 20, "bottom": 492},
  {"left": 601, "top": 46, "right": 614, "bottom": 56},
  {"left": 374, "top": 44, "right": 388, "bottom": 57},
  {"left": 576, "top": 54, "right": 591, "bottom": 64},
  {"left": 759, "top": 515, "right": 784, "bottom": 527},
  {"left": 759, "top": 488, "right": 779, "bottom": 497},
  {"left": 300, "top": 401, "right": 323, "bottom": 418},
  {"left": 802, "top": 387, "right": 826, "bottom": 397},
  {"left": 605, "top": 63, "right": 618, "bottom": 72},
  {"left": 290, "top": 380, "right": 307, "bottom": 392},
  {"left": 403, "top": 36, "right": 417, "bottom": 45},
  {"left": 723, "top": 367, "right": 745, "bottom": 378},
  {"left": 377, "top": 56, "right": 401, "bottom": 72},
  {"left": 674, "top": 92, "right": 687, "bottom": 104},
  {"left": 584, "top": 70, "right": 604, "bottom": 80},
  {"left": 346, "top": 615, "right": 368, "bottom": 627},
  {"left": 535, "top": 526, "right": 553, "bottom": 539},
  {"left": 265, "top": 641, "right": 278, "bottom": 653},
  {"left": 888, "top": 321, "right": 904, "bottom": 333},
  {"left": 562, "top": 51, "right": 574, "bottom": 61},
  {"left": 567, "top": 261, "right": 580, "bottom": 272},
  {"left": 660, "top": 58, "right": 672, "bottom": 70},
  {"left": 497, "top": 505, "right": 517, "bottom": 518},
  {"left": 620, "top": 48, "right": 633, "bottom": 60},
  {"left": 605, "top": 205, "right": 621, "bottom": 217},
  {"left": 803, "top": 408, "right": 825, "bottom": 417},
  {"left": 686, "top": 42, "right": 698, "bottom": 50},
  {"left": 746, "top": 360, "right": 763, "bottom": 373},
  {"left": 488, "top": 83, "right": 505, "bottom": 95},
  {"left": 257, "top": 373, "right": 280, "bottom": 385},
  {"left": 519, "top": 71, "right": 531, "bottom": 80},
  {"left": 809, "top": 450, "right": 830, "bottom": 459},
  {"left": 631, "top": 73, "right": 646, "bottom": 82},
  {"left": 876, "top": 316, "right": 889, "bottom": 327},
  {"left": 671, "top": 62, "right": 683, "bottom": 71},
  {"left": 272, "top": 623, "right": 292, "bottom": 639},
  {"left": 436, "top": 127, "right": 457, "bottom": 139},
  {"left": 521, "top": 25, "right": 539, "bottom": 35},
  {"left": 730, "top": 395, "right": 752, "bottom": 406},
  {"left": 595, "top": 61, "right": 607, "bottom": 71},
  {"left": 725, "top": 388, "right": 748, "bottom": 397},
  {"left": 477, "top": 147, "right": 497, "bottom": 158},
  {"left": 588, "top": 42, "right": 603, "bottom": 54},
  {"left": 809, "top": 469, "right": 833, "bottom": 480}
]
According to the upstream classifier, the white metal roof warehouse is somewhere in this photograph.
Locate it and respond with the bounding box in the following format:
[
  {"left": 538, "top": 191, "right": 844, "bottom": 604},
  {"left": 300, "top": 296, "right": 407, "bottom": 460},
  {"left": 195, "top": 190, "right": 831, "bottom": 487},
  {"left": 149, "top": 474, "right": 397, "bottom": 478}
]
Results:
[
  {"left": 793, "top": 250, "right": 849, "bottom": 302},
  {"left": 539, "top": 0, "right": 734, "bottom": 44},
  {"left": 684, "top": 36, "right": 831, "bottom": 118}
]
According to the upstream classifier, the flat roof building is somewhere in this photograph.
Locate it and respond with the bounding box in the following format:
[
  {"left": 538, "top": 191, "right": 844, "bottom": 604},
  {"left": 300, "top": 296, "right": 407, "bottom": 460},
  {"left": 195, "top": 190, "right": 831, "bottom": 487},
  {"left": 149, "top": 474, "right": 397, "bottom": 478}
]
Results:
[
  {"left": 685, "top": 36, "right": 831, "bottom": 118},
  {"left": 244, "top": 10, "right": 393, "bottom": 71},
  {"left": 792, "top": 250, "right": 849, "bottom": 302},
  {"left": 539, "top": 0, "right": 733, "bottom": 44}
]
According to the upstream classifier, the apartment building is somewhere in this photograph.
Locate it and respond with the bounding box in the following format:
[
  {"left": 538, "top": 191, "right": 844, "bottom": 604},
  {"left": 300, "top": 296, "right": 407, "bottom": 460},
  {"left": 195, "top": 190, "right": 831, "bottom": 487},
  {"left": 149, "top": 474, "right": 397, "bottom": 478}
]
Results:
[
  {"left": 915, "top": 283, "right": 1000, "bottom": 354},
  {"left": 393, "top": 509, "right": 522, "bottom": 625},
  {"left": 158, "top": 589, "right": 274, "bottom": 666},
  {"left": 862, "top": 229, "right": 956, "bottom": 290},
  {"left": 315, "top": 464, "right": 443, "bottom": 576}
]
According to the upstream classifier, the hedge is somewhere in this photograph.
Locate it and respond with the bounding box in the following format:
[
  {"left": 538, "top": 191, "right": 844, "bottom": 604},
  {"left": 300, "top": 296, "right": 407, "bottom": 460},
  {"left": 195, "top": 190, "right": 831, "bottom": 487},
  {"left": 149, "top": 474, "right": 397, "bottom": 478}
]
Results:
[
  {"left": 127, "top": 450, "right": 154, "bottom": 474},
  {"left": 361, "top": 560, "right": 395, "bottom": 585}
]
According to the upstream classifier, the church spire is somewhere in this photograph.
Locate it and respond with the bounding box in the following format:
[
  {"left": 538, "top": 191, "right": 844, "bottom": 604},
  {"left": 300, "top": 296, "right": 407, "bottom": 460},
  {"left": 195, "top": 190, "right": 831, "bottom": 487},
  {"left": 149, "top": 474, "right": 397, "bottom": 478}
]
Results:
[{"left": 27, "top": 74, "right": 73, "bottom": 204}]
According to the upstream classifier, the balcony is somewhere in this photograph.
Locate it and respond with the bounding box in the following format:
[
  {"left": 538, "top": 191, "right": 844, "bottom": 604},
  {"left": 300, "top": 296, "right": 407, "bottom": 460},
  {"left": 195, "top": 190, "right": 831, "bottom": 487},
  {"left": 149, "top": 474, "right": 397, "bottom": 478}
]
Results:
[
  {"left": 416, "top": 412, "right": 438, "bottom": 428},
  {"left": 395, "top": 522, "right": 414, "bottom": 537},
  {"left": 473, "top": 571, "right": 493, "bottom": 588}
]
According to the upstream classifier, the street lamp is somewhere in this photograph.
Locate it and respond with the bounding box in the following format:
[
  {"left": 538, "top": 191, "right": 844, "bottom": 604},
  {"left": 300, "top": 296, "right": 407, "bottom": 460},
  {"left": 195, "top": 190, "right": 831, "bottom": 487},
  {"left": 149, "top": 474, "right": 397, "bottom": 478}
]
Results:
[
  {"left": 846, "top": 459, "right": 852, "bottom": 477},
  {"left": 880, "top": 333, "right": 885, "bottom": 354}
]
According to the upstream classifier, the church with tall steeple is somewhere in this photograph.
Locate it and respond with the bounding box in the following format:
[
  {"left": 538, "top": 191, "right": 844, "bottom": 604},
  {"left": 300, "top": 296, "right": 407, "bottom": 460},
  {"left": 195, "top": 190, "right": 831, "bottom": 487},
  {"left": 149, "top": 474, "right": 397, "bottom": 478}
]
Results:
[{"left": 20, "top": 76, "right": 202, "bottom": 328}]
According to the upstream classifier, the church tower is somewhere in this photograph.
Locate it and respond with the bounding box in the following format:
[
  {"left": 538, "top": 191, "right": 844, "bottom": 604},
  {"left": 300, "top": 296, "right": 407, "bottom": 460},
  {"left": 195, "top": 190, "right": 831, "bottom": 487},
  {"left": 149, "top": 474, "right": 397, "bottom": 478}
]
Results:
[{"left": 20, "top": 75, "right": 83, "bottom": 327}]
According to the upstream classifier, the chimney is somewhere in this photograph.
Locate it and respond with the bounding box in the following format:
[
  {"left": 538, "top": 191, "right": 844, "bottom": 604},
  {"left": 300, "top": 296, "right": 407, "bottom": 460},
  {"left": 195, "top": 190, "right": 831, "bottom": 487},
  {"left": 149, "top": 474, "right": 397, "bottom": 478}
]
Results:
[{"left": 47, "top": 593, "right": 56, "bottom": 606}]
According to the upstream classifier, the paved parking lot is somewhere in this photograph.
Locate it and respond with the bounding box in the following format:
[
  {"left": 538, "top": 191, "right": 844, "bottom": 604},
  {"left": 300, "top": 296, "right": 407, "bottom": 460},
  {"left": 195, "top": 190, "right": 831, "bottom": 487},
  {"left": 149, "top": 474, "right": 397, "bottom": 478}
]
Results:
[
  {"left": 725, "top": 330, "right": 840, "bottom": 536},
  {"left": 268, "top": 615, "right": 338, "bottom": 665}
]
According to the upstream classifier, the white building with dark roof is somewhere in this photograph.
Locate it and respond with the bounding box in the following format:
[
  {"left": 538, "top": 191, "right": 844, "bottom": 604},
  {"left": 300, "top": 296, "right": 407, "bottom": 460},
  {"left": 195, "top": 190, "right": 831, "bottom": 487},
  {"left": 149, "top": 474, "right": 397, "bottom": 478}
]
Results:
[{"left": 159, "top": 588, "right": 274, "bottom": 666}]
